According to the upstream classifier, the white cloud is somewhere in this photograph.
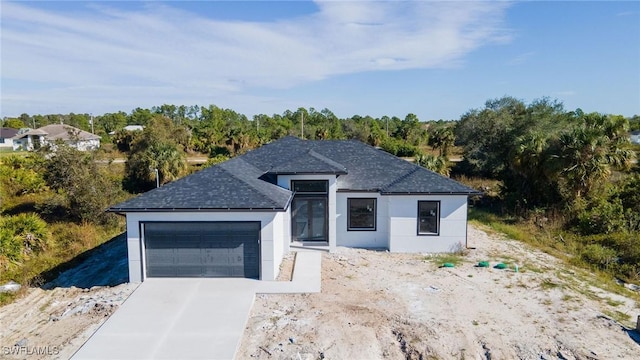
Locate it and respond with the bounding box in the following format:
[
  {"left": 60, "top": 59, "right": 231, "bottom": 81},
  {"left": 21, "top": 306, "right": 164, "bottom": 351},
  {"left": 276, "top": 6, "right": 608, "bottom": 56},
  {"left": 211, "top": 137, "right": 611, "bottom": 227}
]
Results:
[{"left": 1, "top": 1, "right": 512, "bottom": 116}]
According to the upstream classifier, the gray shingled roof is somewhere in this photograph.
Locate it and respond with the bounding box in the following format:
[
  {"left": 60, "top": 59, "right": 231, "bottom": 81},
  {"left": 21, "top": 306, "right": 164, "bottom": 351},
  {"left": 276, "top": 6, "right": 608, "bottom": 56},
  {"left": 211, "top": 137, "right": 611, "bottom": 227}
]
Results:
[
  {"left": 241, "top": 137, "right": 476, "bottom": 194},
  {"left": 109, "top": 136, "right": 477, "bottom": 212},
  {"left": 0, "top": 128, "right": 19, "bottom": 139},
  {"left": 268, "top": 149, "right": 347, "bottom": 174},
  {"left": 109, "top": 157, "right": 292, "bottom": 212}
]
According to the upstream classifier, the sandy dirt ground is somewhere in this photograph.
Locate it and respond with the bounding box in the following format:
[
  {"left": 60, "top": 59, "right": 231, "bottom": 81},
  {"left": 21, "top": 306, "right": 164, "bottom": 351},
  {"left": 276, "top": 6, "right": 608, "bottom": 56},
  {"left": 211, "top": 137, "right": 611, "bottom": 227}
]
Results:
[
  {"left": 0, "top": 283, "right": 137, "bottom": 359},
  {"left": 0, "top": 235, "right": 137, "bottom": 360},
  {"left": 238, "top": 226, "right": 640, "bottom": 360},
  {"left": 0, "top": 226, "right": 639, "bottom": 360}
]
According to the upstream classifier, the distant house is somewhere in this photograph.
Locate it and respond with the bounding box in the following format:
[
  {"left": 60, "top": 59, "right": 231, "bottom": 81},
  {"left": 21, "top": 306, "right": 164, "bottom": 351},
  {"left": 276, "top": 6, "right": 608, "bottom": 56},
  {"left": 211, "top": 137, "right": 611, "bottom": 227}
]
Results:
[
  {"left": 630, "top": 130, "right": 640, "bottom": 145},
  {"left": 12, "top": 124, "right": 100, "bottom": 151},
  {"left": 109, "top": 125, "right": 144, "bottom": 135},
  {"left": 0, "top": 128, "right": 19, "bottom": 150}
]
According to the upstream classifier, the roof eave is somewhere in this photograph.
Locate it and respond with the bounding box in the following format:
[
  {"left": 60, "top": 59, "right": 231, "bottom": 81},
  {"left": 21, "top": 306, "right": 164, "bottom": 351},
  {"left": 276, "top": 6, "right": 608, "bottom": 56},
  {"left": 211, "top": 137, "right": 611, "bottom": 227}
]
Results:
[
  {"left": 379, "top": 191, "right": 483, "bottom": 196},
  {"left": 268, "top": 170, "right": 347, "bottom": 175},
  {"left": 107, "top": 206, "right": 288, "bottom": 213}
]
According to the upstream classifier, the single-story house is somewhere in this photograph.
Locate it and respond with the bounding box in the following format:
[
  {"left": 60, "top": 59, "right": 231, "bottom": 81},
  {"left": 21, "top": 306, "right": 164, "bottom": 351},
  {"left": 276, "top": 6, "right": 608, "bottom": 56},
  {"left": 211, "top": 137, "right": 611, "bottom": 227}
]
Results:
[
  {"left": 12, "top": 124, "right": 100, "bottom": 151},
  {"left": 0, "top": 128, "right": 19, "bottom": 150},
  {"left": 109, "top": 136, "right": 480, "bottom": 282},
  {"left": 631, "top": 130, "right": 640, "bottom": 145},
  {"left": 108, "top": 125, "right": 144, "bottom": 135}
]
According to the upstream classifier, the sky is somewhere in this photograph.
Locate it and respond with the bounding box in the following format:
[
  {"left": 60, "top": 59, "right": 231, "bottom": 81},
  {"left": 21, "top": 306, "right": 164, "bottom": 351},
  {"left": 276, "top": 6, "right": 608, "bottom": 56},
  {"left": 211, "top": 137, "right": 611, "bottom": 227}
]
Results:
[{"left": 1, "top": 0, "right": 639, "bottom": 121}]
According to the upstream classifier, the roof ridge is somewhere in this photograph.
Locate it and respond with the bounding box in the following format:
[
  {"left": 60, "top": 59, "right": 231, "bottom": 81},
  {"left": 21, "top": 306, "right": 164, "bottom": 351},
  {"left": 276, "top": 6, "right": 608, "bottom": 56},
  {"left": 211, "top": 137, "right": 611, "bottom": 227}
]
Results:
[
  {"left": 381, "top": 165, "right": 421, "bottom": 192},
  {"left": 266, "top": 144, "right": 312, "bottom": 171},
  {"left": 219, "top": 158, "right": 289, "bottom": 208},
  {"left": 307, "top": 149, "right": 347, "bottom": 172}
]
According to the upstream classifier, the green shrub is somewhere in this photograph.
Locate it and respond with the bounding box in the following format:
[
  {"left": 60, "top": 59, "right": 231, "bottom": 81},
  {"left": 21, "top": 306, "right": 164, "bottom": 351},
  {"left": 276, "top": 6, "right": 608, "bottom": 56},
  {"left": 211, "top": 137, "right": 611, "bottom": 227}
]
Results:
[
  {"left": 0, "top": 154, "right": 47, "bottom": 198},
  {"left": 576, "top": 197, "right": 626, "bottom": 235},
  {"left": 580, "top": 244, "right": 618, "bottom": 270},
  {"left": 379, "top": 138, "right": 418, "bottom": 157},
  {"left": 41, "top": 146, "right": 124, "bottom": 225},
  {"left": 0, "top": 213, "right": 50, "bottom": 269}
]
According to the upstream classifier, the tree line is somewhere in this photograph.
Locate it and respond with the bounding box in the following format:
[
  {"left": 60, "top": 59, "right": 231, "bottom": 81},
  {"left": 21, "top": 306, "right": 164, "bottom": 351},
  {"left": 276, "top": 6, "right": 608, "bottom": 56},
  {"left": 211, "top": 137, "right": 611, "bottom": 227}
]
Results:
[
  {"left": 2, "top": 97, "right": 639, "bottom": 280},
  {"left": 455, "top": 96, "right": 639, "bottom": 280}
]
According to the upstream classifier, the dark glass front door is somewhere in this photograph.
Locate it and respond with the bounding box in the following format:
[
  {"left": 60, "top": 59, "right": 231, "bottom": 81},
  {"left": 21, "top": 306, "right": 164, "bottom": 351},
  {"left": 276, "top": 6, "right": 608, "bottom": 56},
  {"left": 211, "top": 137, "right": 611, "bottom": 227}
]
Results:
[{"left": 292, "top": 197, "right": 327, "bottom": 242}]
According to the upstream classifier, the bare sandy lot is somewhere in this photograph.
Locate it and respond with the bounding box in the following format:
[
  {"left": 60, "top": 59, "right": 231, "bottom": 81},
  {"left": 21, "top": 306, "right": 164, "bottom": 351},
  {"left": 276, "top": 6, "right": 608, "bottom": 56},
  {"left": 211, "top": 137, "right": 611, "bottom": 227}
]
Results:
[
  {"left": 0, "top": 226, "right": 639, "bottom": 359},
  {"left": 238, "top": 226, "right": 640, "bottom": 359}
]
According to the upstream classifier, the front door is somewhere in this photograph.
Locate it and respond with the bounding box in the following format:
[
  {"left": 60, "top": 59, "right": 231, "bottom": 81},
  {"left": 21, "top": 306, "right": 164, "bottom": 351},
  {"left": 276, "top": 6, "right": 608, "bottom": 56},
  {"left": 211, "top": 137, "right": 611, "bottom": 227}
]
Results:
[
  {"left": 291, "top": 180, "right": 328, "bottom": 242},
  {"left": 292, "top": 197, "right": 327, "bottom": 242}
]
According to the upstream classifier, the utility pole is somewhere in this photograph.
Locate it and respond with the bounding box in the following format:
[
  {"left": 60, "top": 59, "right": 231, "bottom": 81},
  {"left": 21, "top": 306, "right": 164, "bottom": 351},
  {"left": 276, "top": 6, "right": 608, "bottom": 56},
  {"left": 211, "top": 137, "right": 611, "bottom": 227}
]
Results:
[
  {"left": 90, "top": 113, "right": 94, "bottom": 134},
  {"left": 301, "top": 112, "right": 304, "bottom": 139}
]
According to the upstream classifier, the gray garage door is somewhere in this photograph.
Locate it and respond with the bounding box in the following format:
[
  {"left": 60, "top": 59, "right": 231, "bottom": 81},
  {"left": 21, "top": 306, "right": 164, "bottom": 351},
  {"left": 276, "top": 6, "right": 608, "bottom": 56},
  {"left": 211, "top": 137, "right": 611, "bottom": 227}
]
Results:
[{"left": 144, "top": 222, "right": 260, "bottom": 278}]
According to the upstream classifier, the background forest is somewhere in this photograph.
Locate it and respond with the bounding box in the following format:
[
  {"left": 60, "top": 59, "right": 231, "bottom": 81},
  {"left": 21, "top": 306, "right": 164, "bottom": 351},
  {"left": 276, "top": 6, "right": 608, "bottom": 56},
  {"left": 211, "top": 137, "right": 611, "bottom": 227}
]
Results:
[{"left": 1, "top": 96, "right": 639, "bottom": 304}]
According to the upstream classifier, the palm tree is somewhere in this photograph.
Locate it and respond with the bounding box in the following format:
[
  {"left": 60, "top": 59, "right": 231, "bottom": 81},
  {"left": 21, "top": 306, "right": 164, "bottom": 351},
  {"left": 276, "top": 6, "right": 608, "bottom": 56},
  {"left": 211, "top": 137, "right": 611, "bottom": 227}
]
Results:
[
  {"left": 429, "top": 127, "right": 455, "bottom": 158},
  {"left": 152, "top": 142, "right": 187, "bottom": 185},
  {"left": 415, "top": 154, "right": 449, "bottom": 176},
  {"left": 506, "top": 132, "right": 559, "bottom": 206},
  {"left": 550, "top": 114, "right": 635, "bottom": 199}
]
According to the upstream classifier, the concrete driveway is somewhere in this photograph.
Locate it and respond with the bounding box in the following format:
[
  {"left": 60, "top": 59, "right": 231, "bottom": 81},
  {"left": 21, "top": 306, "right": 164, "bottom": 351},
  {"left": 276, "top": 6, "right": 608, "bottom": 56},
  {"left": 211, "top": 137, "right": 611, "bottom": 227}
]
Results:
[{"left": 72, "top": 252, "right": 321, "bottom": 360}]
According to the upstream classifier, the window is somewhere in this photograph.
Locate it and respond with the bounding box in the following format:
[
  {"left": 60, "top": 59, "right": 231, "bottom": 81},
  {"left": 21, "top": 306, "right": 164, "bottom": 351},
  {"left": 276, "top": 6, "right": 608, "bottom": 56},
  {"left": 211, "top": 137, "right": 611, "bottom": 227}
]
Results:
[
  {"left": 418, "top": 201, "right": 440, "bottom": 235},
  {"left": 291, "top": 180, "right": 328, "bottom": 194},
  {"left": 348, "top": 198, "right": 376, "bottom": 231}
]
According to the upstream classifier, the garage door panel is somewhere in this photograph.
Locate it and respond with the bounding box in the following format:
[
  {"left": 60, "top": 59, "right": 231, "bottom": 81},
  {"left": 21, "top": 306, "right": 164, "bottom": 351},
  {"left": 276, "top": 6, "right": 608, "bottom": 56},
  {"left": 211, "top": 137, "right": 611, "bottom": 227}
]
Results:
[{"left": 144, "top": 221, "right": 259, "bottom": 279}]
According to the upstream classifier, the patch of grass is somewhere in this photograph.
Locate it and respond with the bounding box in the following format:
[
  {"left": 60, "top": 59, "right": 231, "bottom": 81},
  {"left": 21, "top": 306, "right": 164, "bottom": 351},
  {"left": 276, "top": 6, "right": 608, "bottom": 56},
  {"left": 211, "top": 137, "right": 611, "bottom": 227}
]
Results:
[
  {"left": 603, "top": 309, "right": 631, "bottom": 324},
  {"left": 605, "top": 298, "right": 624, "bottom": 307},
  {"left": 0, "top": 292, "right": 18, "bottom": 306},
  {"left": 425, "top": 253, "right": 465, "bottom": 267},
  {"left": 521, "top": 262, "right": 545, "bottom": 274},
  {"left": 0, "top": 150, "right": 29, "bottom": 157},
  {"left": 561, "top": 294, "right": 574, "bottom": 302},
  {"left": 540, "top": 279, "right": 560, "bottom": 290},
  {"left": 39, "top": 298, "right": 53, "bottom": 312}
]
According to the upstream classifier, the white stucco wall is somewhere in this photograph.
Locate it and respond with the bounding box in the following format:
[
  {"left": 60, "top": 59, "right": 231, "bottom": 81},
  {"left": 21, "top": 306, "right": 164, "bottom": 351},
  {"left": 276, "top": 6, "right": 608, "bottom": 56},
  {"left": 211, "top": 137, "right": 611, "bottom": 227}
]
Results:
[
  {"left": 388, "top": 195, "right": 468, "bottom": 253},
  {"left": 71, "top": 138, "right": 101, "bottom": 151},
  {"left": 282, "top": 206, "right": 292, "bottom": 254},
  {"left": 124, "top": 211, "right": 283, "bottom": 282},
  {"left": 0, "top": 138, "right": 14, "bottom": 149},
  {"left": 277, "top": 174, "right": 337, "bottom": 252},
  {"left": 13, "top": 136, "right": 43, "bottom": 151},
  {"left": 336, "top": 192, "right": 389, "bottom": 249}
]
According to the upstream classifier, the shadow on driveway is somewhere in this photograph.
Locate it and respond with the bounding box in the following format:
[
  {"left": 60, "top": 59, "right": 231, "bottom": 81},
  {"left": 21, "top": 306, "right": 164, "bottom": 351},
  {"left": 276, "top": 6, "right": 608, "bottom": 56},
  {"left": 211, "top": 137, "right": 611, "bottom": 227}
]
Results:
[
  {"left": 40, "top": 233, "right": 129, "bottom": 289},
  {"left": 627, "top": 328, "right": 640, "bottom": 346}
]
